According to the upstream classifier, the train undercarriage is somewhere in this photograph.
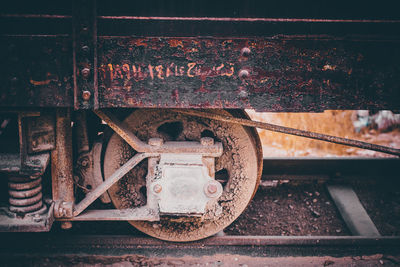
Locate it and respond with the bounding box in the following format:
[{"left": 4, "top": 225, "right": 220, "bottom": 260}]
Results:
[{"left": 0, "top": 0, "right": 400, "bottom": 242}]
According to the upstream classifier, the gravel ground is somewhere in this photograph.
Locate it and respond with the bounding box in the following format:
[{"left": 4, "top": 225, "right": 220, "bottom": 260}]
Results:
[
  {"left": 225, "top": 182, "right": 349, "bottom": 236},
  {"left": 352, "top": 180, "right": 400, "bottom": 236}
]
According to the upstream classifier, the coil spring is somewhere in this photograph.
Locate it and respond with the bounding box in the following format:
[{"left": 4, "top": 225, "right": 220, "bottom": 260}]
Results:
[{"left": 8, "top": 176, "right": 43, "bottom": 214}]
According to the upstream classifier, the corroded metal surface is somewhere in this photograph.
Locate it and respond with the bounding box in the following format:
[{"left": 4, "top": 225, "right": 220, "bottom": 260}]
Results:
[
  {"left": 72, "top": 153, "right": 153, "bottom": 217},
  {"left": 0, "top": 36, "right": 73, "bottom": 107},
  {"left": 72, "top": 0, "right": 98, "bottom": 109},
  {"left": 95, "top": 110, "right": 223, "bottom": 156},
  {"left": 51, "top": 109, "right": 74, "bottom": 213},
  {"left": 97, "top": 37, "right": 400, "bottom": 111},
  {"left": 0, "top": 23, "right": 399, "bottom": 110}
]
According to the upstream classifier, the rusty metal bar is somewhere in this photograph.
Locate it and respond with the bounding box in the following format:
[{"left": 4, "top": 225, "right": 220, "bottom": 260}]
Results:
[
  {"left": 61, "top": 208, "right": 158, "bottom": 221},
  {"left": 73, "top": 0, "right": 98, "bottom": 109},
  {"left": 95, "top": 110, "right": 153, "bottom": 152},
  {"left": 51, "top": 108, "right": 74, "bottom": 204},
  {"left": 73, "top": 152, "right": 152, "bottom": 217},
  {"left": 94, "top": 110, "right": 223, "bottom": 156},
  {"left": 74, "top": 111, "right": 90, "bottom": 154},
  {"left": 174, "top": 109, "right": 400, "bottom": 157},
  {"left": 99, "top": 16, "right": 400, "bottom": 23}
]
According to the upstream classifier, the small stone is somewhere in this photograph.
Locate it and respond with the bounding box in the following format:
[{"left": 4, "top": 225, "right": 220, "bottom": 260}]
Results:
[
  {"left": 288, "top": 193, "right": 292, "bottom": 197},
  {"left": 323, "top": 260, "right": 335, "bottom": 266},
  {"left": 315, "top": 191, "right": 320, "bottom": 196},
  {"left": 288, "top": 204, "right": 294, "bottom": 210},
  {"left": 306, "top": 201, "right": 310, "bottom": 205},
  {"left": 325, "top": 201, "right": 331, "bottom": 205},
  {"left": 273, "top": 199, "right": 278, "bottom": 203},
  {"left": 361, "top": 254, "right": 383, "bottom": 260},
  {"left": 379, "top": 260, "right": 384, "bottom": 265},
  {"left": 313, "top": 198, "right": 318, "bottom": 203},
  {"left": 311, "top": 210, "right": 320, "bottom": 218},
  {"left": 336, "top": 229, "right": 342, "bottom": 233}
]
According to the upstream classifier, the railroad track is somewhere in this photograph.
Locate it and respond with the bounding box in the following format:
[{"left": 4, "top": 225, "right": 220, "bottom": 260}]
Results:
[{"left": 1, "top": 157, "right": 399, "bottom": 265}]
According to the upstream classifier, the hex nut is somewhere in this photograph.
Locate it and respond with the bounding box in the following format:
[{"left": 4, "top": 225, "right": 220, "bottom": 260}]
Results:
[
  {"left": 204, "top": 181, "right": 222, "bottom": 198},
  {"left": 153, "top": 184, "right": 162, "bottom": 194},
  {"left": 82, "top": 90, "right": 91, "bottom": 101},
  {"left": 81, "top": 67, "right": 90, "bottom": 78},
  {"left": 80, "top": 158, "right": 89, "bottom": 167},
  {"left": 81, "top": 45, "right": 89, "bottom": 53},
  {"left": 60, "top": 221, "right": 73, "bottom": 230},
  {"left": 238, "top": 69, "right": 250, "bottom": 79},
  {"left": 207, "top": 183, "right": 218, "bottom": 194},
  {"left": 241, "top": 47, "right": 251, "bottom": 57},
  {"left": 148, "top": 138, "right": 164, "bottom": 146},
  {"left": 238, "top": 90, "right": 249, "bottom": 99}
]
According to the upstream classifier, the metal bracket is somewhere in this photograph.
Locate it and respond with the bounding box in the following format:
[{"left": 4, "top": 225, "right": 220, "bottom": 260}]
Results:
[
  {"left": 75, "top": 141, "right": 111, "bottom": 203},
  {"left": 73, "top": 0, "right": 98, "bottom": 109}
]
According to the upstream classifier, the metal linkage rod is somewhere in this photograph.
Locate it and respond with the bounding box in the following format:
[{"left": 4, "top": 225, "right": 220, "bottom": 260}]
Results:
[
  {"left": 94, "top": 110, "right": 223, "bottom": 156},
  {"left": 73, "top": 153, "right": 152, "bottom": 216},
  {"left": 174, "top": 110, "right": 400, "bottom": 157}
]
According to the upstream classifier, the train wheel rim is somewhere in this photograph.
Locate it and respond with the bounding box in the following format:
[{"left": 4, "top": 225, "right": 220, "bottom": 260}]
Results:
[{"left": 103, "top": 109, "right": 262, "bottom": 242}]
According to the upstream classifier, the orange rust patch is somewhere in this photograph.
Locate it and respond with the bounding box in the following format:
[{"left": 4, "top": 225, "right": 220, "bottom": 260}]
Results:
[
  {"left": 30, "top": 79, "right": 51, "bottom": 86},
  {"left": 129, "top": 39, "right": 147, "bottom": 47},
  {"left": 168, "top": 39, "right": 184, "bottom": 48}
]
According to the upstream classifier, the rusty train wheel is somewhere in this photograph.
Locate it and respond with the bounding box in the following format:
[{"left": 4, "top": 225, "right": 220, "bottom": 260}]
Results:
[{"left": 103, "top": 109, "right": 262, "bottom": 242}]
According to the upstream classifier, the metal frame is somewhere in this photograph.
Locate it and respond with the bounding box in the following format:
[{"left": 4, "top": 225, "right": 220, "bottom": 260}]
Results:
[{"left": 54, "top": 109, "right": 223, "bottom": 221}]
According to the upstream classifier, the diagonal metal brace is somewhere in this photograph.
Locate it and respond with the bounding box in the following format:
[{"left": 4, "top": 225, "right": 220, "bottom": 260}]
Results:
[{"left": 73, "top": 152, "right": 152, "bottom": 216}]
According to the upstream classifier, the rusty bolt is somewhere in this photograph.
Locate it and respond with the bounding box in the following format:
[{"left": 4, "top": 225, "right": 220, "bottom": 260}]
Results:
[
  {"left": 81, "top": 67, "right": 90, "bottom": 78},
  {"left": 238, "top": 90, "right": 249, "bottom": 99},
  {"left": 241, "top": 47, "right": 251, "bottom": 57},
  {"left": 81, "top": 45, "right": 89, "bottom": 53},
  {"left": 82, "top": 25, "right": 89, "bottom": 32},
  {"left": 31, "top": 140, "right": 38, "bottom": 148},
  {"left": 80, "top": 158, "right": 89, "bottom": 167},
  {"left": 82, "top": 90, "right": 91, "bottom": 101},
  {"left": 33, "top": 213, "right": 42, "bottom": 222},
  {"left": 206, "top": 183, "right": 218, "bottom": 195},
  {"left": 153, "top": 184, "right": 162, "bottom": 194},
  {"left": 238, "top": 69, "right": 249, "bottom": 79},
  {"left": 60, "top": 221, "right": 73, "bottom": 230},
  {"left": 200, "top": 137, "right": 214, "bottom": 146},
  {"left": 148, "top": 138, "right": 164, "bottom": 146}
]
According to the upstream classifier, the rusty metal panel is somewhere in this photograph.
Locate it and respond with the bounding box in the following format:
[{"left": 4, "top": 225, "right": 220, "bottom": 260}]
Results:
[
  {"left": 26, "top": 114, "right": 55, "bottom": 153},
  {"left": 98, "top": 37, "right": 400, "bottom": 111},
  {"left": 0, "top": 36, "right": 73, "bottom": 107}
]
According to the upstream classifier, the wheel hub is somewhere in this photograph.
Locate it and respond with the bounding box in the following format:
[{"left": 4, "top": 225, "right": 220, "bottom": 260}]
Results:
[{"left": 151, "top": 153, "right": 222, "bottom": 215}]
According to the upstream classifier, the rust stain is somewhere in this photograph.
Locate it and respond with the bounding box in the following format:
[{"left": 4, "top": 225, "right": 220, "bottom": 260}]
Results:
[
  {"left": 30, "top": 79, "right": 51, "bottom": 86},
  {"left": 322, "top": 64, "right": 337, "bottom": 71},
  {"left": 129, "top": 39, "right": 148, "bottom": 47},
  {"left": 168, "top": 39, "right": 184, "bottom": 48}
]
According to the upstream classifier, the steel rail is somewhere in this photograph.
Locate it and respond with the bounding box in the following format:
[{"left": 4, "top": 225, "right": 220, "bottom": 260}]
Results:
[
  {"left": 174, "top": 109, "right": 400, "bottom": 157},
  {"left": 2, "top": 14, "right": 400, "bottom": 23},
  {"left": 0, "top": 234, "right": 399, "bottom": 258}
]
